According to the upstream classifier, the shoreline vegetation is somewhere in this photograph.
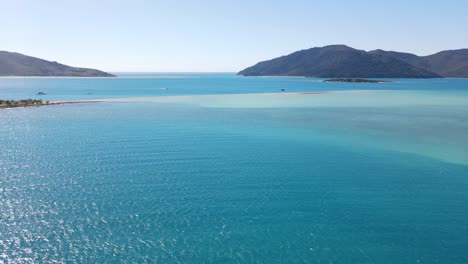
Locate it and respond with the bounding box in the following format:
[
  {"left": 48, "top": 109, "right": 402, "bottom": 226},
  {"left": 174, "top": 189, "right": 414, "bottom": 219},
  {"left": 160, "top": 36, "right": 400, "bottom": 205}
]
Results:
[
  {"left": 0, "top": 99, "right": 103, "bottom": 109},
  {"left": 0, "top": 99, "right": 50, "bottom": 108}
]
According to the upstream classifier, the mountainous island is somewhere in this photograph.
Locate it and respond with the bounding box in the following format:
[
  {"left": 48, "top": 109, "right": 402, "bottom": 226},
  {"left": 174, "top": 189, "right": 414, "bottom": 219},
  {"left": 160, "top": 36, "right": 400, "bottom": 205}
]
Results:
[
  {"left": 238, "top": 45, "right": 468, "bottom": 78},
  {"left": 0, "top": 51, "right": 115, "bottom": 77}
]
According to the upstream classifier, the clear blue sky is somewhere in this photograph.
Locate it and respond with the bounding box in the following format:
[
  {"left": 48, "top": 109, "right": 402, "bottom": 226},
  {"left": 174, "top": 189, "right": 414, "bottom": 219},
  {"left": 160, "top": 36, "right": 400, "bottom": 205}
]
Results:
[{"left": 2, "top": 0, "right": 468, "bottom": 72}]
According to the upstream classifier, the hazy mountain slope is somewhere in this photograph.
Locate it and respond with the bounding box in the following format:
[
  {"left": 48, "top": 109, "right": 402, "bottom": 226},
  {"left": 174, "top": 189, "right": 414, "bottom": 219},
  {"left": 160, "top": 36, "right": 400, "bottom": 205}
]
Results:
[
  {"left": 0, "top": 51, "right": 115, "bottom": 77},
  {"left": 424, "top": 49, "right": 468, "bottom": 77},
  {"left": 369, "top": 49, "right": 468, "bottom": 77},
  {"left": 239, "top": 45, "right": 440, "bottom": 78}
]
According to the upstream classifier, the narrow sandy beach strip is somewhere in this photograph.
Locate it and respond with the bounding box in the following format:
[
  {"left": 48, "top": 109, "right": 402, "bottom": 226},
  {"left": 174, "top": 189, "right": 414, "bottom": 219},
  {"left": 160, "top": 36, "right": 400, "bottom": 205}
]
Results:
[
  {"left": 54, "top": 90, "right": 387, "bottom": 104},
  {"left": 51, "top": 100, "right": 105, "bottom": 105}
]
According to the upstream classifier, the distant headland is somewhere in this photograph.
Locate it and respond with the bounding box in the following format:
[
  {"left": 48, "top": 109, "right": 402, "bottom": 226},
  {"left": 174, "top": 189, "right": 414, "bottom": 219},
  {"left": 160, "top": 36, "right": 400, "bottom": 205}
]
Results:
[
  {"left": 0, "top": 51, "right": 115, "bottom": 77},
  {"left": 238, "top": 45, "right": 468, "bottom": 78}
]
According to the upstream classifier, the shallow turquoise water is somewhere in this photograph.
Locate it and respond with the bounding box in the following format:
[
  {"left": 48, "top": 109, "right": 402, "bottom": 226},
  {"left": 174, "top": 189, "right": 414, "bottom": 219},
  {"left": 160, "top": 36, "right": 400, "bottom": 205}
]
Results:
[
  {"left": 1, "top": 75, "right": 468, "bottom": 263},
  {"left": 0, "top": 73, "right": 468, "bottom": 101}
]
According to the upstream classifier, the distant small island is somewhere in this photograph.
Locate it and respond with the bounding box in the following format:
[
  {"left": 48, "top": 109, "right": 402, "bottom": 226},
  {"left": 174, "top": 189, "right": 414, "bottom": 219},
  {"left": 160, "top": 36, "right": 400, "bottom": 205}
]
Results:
[
  {"left": 0, "top": 51, "right": 115, "bottom": 77},
  {"left": 0, "top": 99, "right": 51, "bottom": 108},
  {"left": 323, "top": 78, "right": 391, "bottom": 83}
]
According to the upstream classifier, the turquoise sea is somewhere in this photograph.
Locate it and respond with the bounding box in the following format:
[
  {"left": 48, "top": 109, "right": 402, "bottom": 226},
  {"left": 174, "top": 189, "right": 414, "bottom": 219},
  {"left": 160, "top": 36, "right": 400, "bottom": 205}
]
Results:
[{"left": 1, "top": 74, "right": 468, "bottom": 263}]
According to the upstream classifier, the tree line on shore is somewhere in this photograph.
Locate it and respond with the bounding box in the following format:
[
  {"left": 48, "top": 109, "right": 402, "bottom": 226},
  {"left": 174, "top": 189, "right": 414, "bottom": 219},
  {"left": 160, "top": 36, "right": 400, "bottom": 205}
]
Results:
[{"left": 0, "top": 99, "right": 50, "bottom": 108}]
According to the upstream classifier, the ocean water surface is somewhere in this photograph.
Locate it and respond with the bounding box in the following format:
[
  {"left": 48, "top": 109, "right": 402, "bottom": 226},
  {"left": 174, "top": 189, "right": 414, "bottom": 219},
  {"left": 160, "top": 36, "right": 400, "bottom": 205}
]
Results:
[{"left": 1, "top": 74, "right": 468, "bottom": 263}]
